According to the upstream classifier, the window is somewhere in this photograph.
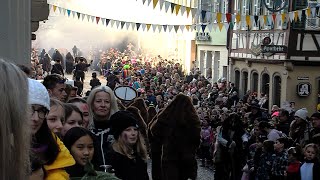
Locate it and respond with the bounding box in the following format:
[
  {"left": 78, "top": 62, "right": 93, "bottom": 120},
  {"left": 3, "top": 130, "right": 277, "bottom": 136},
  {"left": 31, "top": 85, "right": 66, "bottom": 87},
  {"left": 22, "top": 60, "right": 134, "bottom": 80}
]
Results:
[
  {"left": 235, "top": 70, "right": 240, "bottom": 90},
  {"left": 252, "top": 72, "right": 259, "bottom": 93},
  {"left": 242, "top": 71, "right": 249, "bottom": 93},
  {"left": 273, "top": 75, "right": 281, "bottom": 107},
  {"left": 261, "top": 73, "right": 270, "bottom": 95}
]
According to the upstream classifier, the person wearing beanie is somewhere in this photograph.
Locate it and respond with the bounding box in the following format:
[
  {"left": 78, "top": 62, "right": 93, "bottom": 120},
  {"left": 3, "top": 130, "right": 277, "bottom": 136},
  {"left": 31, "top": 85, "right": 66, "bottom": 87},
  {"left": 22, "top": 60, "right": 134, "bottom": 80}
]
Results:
[
  {"left": 109, "top": 111, "right": 149, "bottom": 180},
  {"left": 28, "top": 78, "right": 75, "bottom": 180},
  {"left": 290, "top": 108, "right": 312, "bottom": 146}
]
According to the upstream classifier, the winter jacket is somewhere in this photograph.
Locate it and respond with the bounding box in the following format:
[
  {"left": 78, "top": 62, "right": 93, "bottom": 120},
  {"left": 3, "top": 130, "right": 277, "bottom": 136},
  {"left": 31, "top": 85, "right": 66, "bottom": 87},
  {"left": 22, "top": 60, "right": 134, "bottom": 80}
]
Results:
[{"left": 44, "top": 136, "right": 75, "bottom": 180}]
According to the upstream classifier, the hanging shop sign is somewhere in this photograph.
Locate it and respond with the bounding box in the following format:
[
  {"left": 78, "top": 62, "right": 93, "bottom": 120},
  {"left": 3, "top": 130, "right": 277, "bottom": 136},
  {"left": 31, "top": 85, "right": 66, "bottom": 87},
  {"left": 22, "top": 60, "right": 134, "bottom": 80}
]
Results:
[
  {"left": 297, "top": 82, "right": 311, "bottom": 97},
  {"left": 261, "top": 45, "right": 288, "bottom": 53},
  {"left": 196, "top": 32, "right": 210, "bottom": 41}
]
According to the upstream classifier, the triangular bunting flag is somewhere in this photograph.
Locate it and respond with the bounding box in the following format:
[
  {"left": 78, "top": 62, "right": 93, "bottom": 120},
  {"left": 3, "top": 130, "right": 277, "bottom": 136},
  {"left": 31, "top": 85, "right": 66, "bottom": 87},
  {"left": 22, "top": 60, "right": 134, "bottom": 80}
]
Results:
[
  {"left": 236, "top": 14, "right": 241, "bottom": 23},
  {"left": 63, "top": 8, "right": 66, "bottom": 16},
  {"left": 81, "top": 14, "right": 86, "bottom": 21},
  {"left": 87, "top": 15, "right": 90, "bottom": 22},
  {"left": 148, "top": 0, "right": 152, "bottom": 6},
  {"left": 170, "top": 3, "right": 175, "bottom": 14},
  {"left": 106, "top": 19, "right": 110, "bottom": 27},
  {"left": 311, "top": 8, "right": 316, "bottom": 17},
  {"left": 207, "top": 23, "right": 213, "bottom": 32},
  {"left": 259, "top": 15, "right": 264, "bottom": 27},
  {"left": 67, "top": 9, "right": 71, "bottom": 17},
  {"left": 58, "top": 7, "right": 63, "bottom": 14},
  {"left": 115, "top": 20, "right": 120, "bottom": 28},
  {"left": 53, "top": 5, "right": 57, "bottom": 12},
  {"left": 96, "top": 17, "right": 100, "bottom": 24},
  {"left": 131, "top": 22, "right": 136, "bottom": 30},
  {"left": 159, "top": 0, "right": 164, "bottom": 10},
  {"left": 217, "top": 12, "right": 222, "bottom": 22},
  {"left": 206, "top": 11, "right": 211, "bottom": 22},
  {"left": 49, "top": 4, "right": 53, "bottom": 11},
  {"left": 246, "top": 15, "right": 251, "bottom": 27},
  {"left": 153, "top": 0, "right": 159, "bottom": 9},
  {"left": 91, "top": 16, "right": 95, "bottom": 23},
  {"left": 186, "top": 7, "right": 191, "bottom": 17},
  {"left": 72, "top": 11, "right": 76, "bottom": 18},
  {"left": 316, "top": 7, "right": 320, "bottom": 16},
  {"left": 142, "top": 0, "right": 147, "bottom": 5},
  {"left": 254, "top": 15, "right": 259, "bottom": 26},
  {"left": 289, "top": 12, "right": 294, "bottom": 22},
  {"left": 111, "top": 20, "right": 115, "bottom": 27},
  {"left": 168, "top": 25, "right": 173, "bottom": 32},
  {"left": 191, "top": 8, "right": 197, "bottom": 18},
  {"left": 306, "top": 8, "right": 311, "bottom": 18},
  {"left": 213, "top": 23, "right": 218, "bottom": 31},
  {"left": 298, "top": 10, "right": 302, "bottom": 21},
  {"left": 180, "top": 6, "right": 186, "bottom": 16},
  {"left": 226, "top": 13, "right": 231, "bottom": 23},
  {"left": 180, "top": 25, "right": 185, "bottom": 32},
  {"left": 218, "top": 22, "right": 223, "bottom": 31},
  {"left": 142, "top": 23, "right": 146, "bottom": 31},
  {"left": 163, "top": 25, "right": 168, "bottom": 32},
  {"left": 146, "top": 24, "right": 151, "bottom": 31},
  {"left": 281, "top": 13, "right": 286, "bottom": 22},
  {"left": 268, "top": 15, "right": 273, "bottom": 25},
  {"left": 185, "top": 25, "right": 190, "bottom": 31},
  {"left": 158, "top": 25, "right": 162, "bottom": 33},
  {"left": 174, "top": 25, "right": 179, "bottom": 33},
  {"left": 224, "top": 23, "right": 230, "bottom": 31},
  {"left": 250, "top": 15, "right": 255, "bottom": 27},
  {"left": 263, "top": 15, "right": 268, "bottom": 25},
  {"left": 121, "top": 21, "right": 125, "bottom": 29},
  {"left": 136, "top": 23, "right": 141, "bottom": 31},
  {"left": 229, "top": 22, "right": 234, "bottom": 30},
  {"left": 125, "top": 22, "right": 130, "bottom": 30},
  {"left": 77, "top": 12, "right": 81, "bottom": 19},
  {"left": 175, "top": 5, "right": 181, "bottom": 15},
  {"left": 164, "top": 2, "right": 170, "bottom": 13},
  {"left": 201, "top": 24, "right": 206, "bottom": 32},
  {"left": 196, "top": 24, "right": 201, "bottom": 32},
  {"left": 152, "top": 24, "right": 157, "bottom": 32},
  {"left": 272, "top": 14, "right": 277, "bottom": 23},
  {"left": 101, "top": 18, "right": 106, "bottom": 25},
  {"left": 294, "top": 11, "right": 298, "bottom": 21}
]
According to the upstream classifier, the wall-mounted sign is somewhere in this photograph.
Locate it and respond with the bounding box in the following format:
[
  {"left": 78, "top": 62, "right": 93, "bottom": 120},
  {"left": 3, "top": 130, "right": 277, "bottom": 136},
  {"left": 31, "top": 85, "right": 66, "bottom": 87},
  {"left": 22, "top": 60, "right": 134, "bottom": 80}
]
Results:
[
  {"left": 261, "top": 45, "right": 288, "bottom": 53},
  {"left": 196, "top": 32, "right": 210, "bottom": 41},
  {"left": 297, "top": 76, "right": 309, "bottom": 80},
  {"left": 297, "top": 82, "right": 311, "bottom": 97}
]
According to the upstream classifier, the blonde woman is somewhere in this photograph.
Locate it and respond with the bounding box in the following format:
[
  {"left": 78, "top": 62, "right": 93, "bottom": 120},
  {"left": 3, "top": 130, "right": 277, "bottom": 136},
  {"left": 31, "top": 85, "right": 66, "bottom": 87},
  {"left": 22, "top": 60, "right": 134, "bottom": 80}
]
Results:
[
  {"left": 0, "top": 59, "right": 30, "bottom": 180},
  {"left": 109, "top": 111, "right": 149, "bottom": 180},
  {"left": 86, "top": 85, "right": 119, "bottom": 170}
]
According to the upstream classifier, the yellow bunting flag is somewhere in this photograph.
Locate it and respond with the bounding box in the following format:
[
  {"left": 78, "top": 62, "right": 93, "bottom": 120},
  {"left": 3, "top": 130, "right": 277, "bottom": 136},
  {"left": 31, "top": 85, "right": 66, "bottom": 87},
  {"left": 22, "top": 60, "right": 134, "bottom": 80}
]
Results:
[
  {"left": 53, "top": 5, "right": 57, "bottom": 12},
  {"left": 218, "top": 22, "right": 223, "bottom": 31},
  {"left": 281, "top": 13, "right": 286, "bottom": 22},
  {"left": 236, "top": 14, "right": 241, "bottom": 23},
  {"left": 153, "top": 0, "right": 158, "bottom": 9},
  {"left": 185, "top": 25, "right": 190, "bottom": 31},
  {"left": 186, "top": 7, "right": 191, "bottom": 17},
  {"left": 175, "top": 5, "right": 181, "bottom": 16},
  {"left": 146, "top": 24, "right": 151, "bottom": 31},
  {"left": 246, "top": 15, "right": 251, "bottom": 27},
  {"left": 217, "top": 12, "right": 222, "bottom": 23},
  {"left": 263, "top": 15, "right": 267, "bottom": 25},
  {"left": 306, "top": 8, "right": 311, "bottom": 18},
  {"left": 294, "top": 11, "right": 298, "bottom": 21}
]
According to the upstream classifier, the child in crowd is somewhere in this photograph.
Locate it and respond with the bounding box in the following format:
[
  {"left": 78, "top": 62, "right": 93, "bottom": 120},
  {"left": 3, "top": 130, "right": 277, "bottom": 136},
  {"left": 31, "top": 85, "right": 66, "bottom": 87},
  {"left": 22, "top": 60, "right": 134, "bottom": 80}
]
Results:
[
  {"left": 200, "top": 119, "right": 212, "bottom": 167},
  {"left": 90, "top": 72, "right": 101, "bottom": 90},
  {"left": 74, "top": 76, "right": 84, "bottom": 96},
  {"left": 271, "top": 137, "right": 288, "bottom": 180},
  {"left": 286, "top": 147, "right": 301, "bottom": 180},
  {"left": 299, "top": 143, "right": 320, "bottom": 180},
  {"left": 256, "top": 140, "right": 275, "bottom": 180}
]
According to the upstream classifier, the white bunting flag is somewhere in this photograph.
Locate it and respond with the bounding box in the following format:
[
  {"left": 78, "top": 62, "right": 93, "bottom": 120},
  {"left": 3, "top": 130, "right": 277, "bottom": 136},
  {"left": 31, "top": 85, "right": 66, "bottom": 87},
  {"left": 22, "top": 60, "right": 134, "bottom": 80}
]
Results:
[
  {"left": 159, "top": 0, "right": 165, "bottom": 11},
  {"left": 224, "top": 22, "right": 230, "bottom": 31},
  {"left": 206, "top": 11, "right": 211, "bottom": 22},
  {"left": 180, "top": 6, "right": 186, "bottom": 16},
  {"left": 213, "top": 23, "right": 218, "bottom": 31},
  {"left": 101, "top": 18, "right": 106, "bottom": 25},
  {"left": 207, "top": 23, "right": 213, "bottom": 32},
  {"left": 191, "top": 8, "right": 197, "bottom": 18},
  {"left": 158, "top": 25, "right": 162, "bottom": 32},
  {"left": 91, "top": 15, "right": 95, "bottom": 23},
  {"left": 168, "top": 25, "right": 174, "bottom": 32},
  {"left": 125, "top": 22, "right": 130, "bottom": 30},
  {"left": 72, "top": 11, "right": 76, "bottom": 18},
  {"left": 164, "top": 2, "right": 170, "bottom": 13},
  {"left": 115, "top": 20, "right": 120, "bottom": 28},
  {"left": 298, "top": 10, "right": 302, "bottom": 20},
  {"left": 148, "top": 0, "right": 152, "bottom": 6},
  {"left": 81, "top": 14, "right": 86, "bottom": 21},
  {"left": 212, "top": 12, "right": 217, "bottom": 23},
  {"left": 58, "top": 7, "right": 63, "bottom": 14},
  {"left": 152, "top": 24, "right": 157, "bottom": 32},
  {"left": 131, "top": 22, "right": 135, "bottom": 30},
  {"left": 142, "top": 24, "right": 147, "bottom": 31},
  {"left": 289, "top": 12, "right": 294, "bottom": 22},
  {"left": 311, "top": 8, "right": 316, "bottom": 17},
  {"left": 110, "top": 20, "right": 115, "bottom": 27}
]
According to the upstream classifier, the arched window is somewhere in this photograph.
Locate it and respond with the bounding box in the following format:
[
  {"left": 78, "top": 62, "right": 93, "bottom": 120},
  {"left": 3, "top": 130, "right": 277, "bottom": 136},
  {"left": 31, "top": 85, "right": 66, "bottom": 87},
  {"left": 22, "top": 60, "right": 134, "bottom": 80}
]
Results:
[
  {"left": 273, "top": 75, "right": 282, "bottom": 107},
  {"left": 235, "top": 69, "right": 240, "bottom": 89},
  {"left": 242, "top": 71, "right": 248, "bottom": 94},
  {"left": 251, "top": 71, "right": 259, "bottom": 93},
  {"left": 261, "top": 73, "right": 270, "bottom": 95}
]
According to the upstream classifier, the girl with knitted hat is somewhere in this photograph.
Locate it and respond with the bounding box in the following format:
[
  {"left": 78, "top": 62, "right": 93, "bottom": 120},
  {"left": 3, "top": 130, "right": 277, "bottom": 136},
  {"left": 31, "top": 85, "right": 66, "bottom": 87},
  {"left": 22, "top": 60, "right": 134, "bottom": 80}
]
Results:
[{"left": 28, "top": 78, "right": 75, "bottom": 180}]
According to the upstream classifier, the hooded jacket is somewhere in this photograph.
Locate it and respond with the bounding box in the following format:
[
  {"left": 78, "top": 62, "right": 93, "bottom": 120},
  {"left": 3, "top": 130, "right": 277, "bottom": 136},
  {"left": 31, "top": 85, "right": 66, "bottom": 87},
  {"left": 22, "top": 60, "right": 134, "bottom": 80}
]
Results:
[{"left": 44, "top": 135, "right": 75, "bottom": 180}]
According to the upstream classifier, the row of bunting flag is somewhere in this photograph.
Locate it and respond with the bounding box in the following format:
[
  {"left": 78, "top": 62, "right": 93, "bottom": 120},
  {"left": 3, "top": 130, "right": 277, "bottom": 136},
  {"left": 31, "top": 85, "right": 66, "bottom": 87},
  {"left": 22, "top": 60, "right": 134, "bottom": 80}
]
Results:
[
  {"left": 49, "top": 3, "right": 320, "bottom": 33},
  {"left": 138, "top": 0, "right": 196, "bottom": 16}
]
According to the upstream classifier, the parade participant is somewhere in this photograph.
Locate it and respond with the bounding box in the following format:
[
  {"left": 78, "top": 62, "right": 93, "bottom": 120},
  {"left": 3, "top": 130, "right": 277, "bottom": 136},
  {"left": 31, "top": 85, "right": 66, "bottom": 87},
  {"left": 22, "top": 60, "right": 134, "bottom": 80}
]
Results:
[
  {"left": 90, "top": 72, "right": 101, "bottom": 90},
  {"left": 109, "top": 111, "right": 149, "bottom": 180},
  {"left": 43, "top": 74, "right": 67, "bottom": 102},
  {"left": 63, "top": 127, "right": 119, "bottom": 179},
  {"left": 0, "top": 59, "right": 30, "bottom": 180},
  {"left": 51, "top": 58, "right": 64, "bottom": 76},
  {"left": 68, "top": 97, "right": 91, "bottom": 129},
  {"left": 28, "top": 78, "right": 75, "bottom": 180},
  {"left": 150, "top": 94, "right": 200, "bottom": 180},
  {"left": 299, "top": 143, "right": 320, "bottom": 180},
  {"left": 86, "top": 85, "right": 119, "bottom": 170},
  {"left": 47, "top": 98, "right": 65, "bottom": 135},
  {"left": 61, "top": 103, "right": 83, "bottom": 137},
  {"left": 75, "top": 57, "right": 92, "bottom": 82}
]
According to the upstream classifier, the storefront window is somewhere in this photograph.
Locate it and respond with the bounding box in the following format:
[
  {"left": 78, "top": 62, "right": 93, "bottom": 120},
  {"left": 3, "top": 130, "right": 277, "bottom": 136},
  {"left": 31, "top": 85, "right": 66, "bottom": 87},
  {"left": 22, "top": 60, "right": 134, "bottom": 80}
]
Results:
[
  {"left": 261, "top": 73, "right": 270, "bottom": 95},
  {"left": 242, "top": 71, "right": 248, "bottom": 94},
  {"left": 273, "top": 75, "right": 281, "bottom": 107},
  {"left": 252, "top": 72, "right": 259, "bottom": 93}
]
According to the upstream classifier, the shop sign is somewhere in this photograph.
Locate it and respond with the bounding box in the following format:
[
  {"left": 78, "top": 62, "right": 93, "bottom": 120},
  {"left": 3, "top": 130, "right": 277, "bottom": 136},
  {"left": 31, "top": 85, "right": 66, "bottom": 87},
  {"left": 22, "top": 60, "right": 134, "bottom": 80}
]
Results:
[
  {"left": 297, "top": 82, "right": 311, "bottom": 97},
  {"left": 297, "top": 76, "right": 309, "bottom": 80},
  {"left": 261, "top": 45, "right": 288, "bottom": 53},
  {"left": 196, "top": 32, "right": 210, "bottom": 41}
]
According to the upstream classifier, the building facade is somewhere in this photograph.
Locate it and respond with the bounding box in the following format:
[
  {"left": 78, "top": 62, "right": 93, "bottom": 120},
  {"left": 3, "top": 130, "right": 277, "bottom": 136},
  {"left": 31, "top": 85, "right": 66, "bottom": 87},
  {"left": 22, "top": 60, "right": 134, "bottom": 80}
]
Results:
[{"left": 228, "top": 0, "right": 320, "bottom": 112}]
